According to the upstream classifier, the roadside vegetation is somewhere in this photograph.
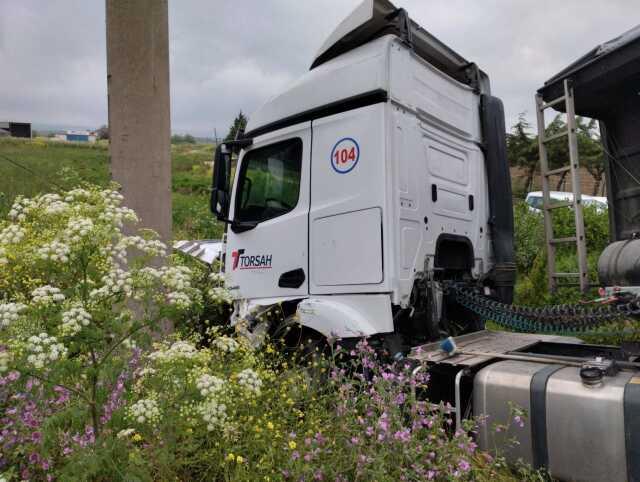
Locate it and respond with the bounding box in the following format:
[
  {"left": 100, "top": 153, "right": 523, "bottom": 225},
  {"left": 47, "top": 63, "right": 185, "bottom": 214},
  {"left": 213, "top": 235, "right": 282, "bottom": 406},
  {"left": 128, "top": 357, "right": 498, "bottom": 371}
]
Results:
[
  {"left": 0, "top": 137, "right": 220, "bottom": 240},
  {"left": 0, "top": 186, "right": 537, "bottom": 480}
]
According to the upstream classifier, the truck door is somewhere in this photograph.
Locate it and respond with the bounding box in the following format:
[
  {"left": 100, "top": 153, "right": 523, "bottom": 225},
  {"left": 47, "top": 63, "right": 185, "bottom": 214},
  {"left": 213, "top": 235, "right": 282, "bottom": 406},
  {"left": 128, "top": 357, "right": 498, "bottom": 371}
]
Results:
[
  {"left": 225, "top": 122, "right": 311, "bottom": 299},
  {"left": 309, "top": 104, "right": 388, "bottom": 294}
]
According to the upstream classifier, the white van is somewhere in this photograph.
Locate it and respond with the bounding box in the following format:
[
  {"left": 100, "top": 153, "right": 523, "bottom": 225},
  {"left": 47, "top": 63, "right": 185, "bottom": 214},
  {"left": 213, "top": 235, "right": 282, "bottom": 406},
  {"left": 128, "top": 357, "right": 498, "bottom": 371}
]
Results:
[{"left": 525, "top": 191, "right": 607, "bottom": 213}]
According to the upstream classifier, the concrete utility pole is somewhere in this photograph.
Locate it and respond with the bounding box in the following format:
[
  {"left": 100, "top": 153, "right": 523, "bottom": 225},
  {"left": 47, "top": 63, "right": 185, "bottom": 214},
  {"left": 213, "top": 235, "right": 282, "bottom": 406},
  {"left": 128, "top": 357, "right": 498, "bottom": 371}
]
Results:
[{"left": 106, "top": 0, "right": 172, "bottom": 244}]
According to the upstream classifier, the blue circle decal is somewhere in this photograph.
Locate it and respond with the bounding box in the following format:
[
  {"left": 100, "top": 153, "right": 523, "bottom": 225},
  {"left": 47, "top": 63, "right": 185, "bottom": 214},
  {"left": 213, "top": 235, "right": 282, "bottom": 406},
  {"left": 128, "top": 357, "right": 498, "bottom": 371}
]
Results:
[{"left": 330, "top": 137, "right": 360, "bottom": 174}]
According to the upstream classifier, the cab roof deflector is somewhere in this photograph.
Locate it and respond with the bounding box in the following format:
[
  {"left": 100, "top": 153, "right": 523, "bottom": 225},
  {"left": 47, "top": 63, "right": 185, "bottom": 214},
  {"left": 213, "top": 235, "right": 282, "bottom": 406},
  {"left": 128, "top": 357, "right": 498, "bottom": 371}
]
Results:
[{"left": 311, "top": 0, "right": 489, "bottom": 91}]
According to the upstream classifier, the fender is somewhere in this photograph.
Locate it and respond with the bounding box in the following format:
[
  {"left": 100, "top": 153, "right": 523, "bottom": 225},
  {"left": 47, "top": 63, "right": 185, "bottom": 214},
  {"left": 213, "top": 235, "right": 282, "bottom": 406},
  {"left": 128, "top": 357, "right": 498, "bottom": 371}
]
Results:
[
  {"left": 230, "top": 295, "right": 302, "bottom": 326},
  {"left": 296, "top": 294, "right": 393, "bottom": 339}
]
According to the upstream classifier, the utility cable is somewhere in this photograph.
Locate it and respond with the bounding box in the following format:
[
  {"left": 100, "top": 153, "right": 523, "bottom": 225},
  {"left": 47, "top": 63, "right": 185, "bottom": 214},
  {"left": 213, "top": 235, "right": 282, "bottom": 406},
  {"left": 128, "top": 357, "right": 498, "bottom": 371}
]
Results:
[{"left": 0, "top": 153, "right": 65, "bottom": 191}]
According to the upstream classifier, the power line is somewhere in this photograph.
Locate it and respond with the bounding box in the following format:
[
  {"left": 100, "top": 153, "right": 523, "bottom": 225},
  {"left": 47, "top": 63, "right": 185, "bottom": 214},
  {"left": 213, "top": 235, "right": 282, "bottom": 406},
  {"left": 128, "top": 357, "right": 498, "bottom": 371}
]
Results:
[{"left": 0, "top": 153, "right": 65, "bottom": 191}]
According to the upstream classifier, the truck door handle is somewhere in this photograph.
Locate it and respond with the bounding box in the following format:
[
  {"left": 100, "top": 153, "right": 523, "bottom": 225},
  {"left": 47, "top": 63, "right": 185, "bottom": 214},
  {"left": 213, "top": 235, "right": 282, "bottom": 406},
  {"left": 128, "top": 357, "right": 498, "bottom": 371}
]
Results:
[{"left": 278, "top": 268, "right": 306, "bottom": 288}]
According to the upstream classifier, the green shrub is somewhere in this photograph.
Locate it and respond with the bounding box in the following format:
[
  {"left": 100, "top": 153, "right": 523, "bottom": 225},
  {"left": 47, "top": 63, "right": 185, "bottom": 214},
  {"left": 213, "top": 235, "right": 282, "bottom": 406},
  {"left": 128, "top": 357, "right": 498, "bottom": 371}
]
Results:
[
  {"left": 514, "top": 203, "right": 610, "bottom": 304},
  {"left": 513, "top": 202, "right": 544, "bottom": 273}
]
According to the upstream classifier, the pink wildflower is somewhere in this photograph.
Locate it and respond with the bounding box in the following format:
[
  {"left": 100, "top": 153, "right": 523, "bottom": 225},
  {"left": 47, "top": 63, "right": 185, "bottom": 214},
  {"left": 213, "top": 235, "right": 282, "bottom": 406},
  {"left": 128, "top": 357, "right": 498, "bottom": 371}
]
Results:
[{"left": 393, "top": 429, "right": 411, "bottom": 443}]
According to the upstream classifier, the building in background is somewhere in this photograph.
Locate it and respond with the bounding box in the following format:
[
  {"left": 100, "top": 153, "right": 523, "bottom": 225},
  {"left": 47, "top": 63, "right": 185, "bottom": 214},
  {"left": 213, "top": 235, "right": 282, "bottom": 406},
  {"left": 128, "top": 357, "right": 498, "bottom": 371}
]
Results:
[
  {"left": 0, "top": 121, "right": 32, "bottom": 138},
  {"left": 54, "top": 130, "right": 97, "bottom": 143}
]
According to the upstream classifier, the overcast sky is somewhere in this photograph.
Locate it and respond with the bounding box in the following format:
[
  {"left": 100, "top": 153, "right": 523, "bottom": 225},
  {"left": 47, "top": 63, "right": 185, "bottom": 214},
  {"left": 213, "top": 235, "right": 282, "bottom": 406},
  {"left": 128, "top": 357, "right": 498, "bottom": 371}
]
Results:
[{"left": 0, "top": 1, "right": 637, "bottom": 137}]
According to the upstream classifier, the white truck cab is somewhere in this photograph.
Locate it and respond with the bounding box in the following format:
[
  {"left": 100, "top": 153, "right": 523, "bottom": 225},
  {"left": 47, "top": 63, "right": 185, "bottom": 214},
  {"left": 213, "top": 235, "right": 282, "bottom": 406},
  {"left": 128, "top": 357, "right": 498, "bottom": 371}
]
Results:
[{"left": 210, "top": 0, "right": 515, "bottom": 348}]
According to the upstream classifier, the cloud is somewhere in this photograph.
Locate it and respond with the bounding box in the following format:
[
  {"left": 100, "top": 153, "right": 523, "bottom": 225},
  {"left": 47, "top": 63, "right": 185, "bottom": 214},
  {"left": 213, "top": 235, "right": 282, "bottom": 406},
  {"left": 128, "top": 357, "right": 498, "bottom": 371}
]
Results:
[{"left": 0, "top": 1, "right": 637, "bottom": 136}]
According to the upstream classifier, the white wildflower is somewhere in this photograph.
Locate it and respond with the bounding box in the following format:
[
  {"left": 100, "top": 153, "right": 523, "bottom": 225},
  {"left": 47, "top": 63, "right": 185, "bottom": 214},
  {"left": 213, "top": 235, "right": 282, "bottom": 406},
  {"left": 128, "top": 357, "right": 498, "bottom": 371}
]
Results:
[
  {"left": 211, "top": 336, "right": 239, "bottom": 354},
  {"left": 209, "top": 272, "right": 225, "bottom": 286},
  {"left": 31, "top": 285, "right": 65, "bottom": 305},
  {"left": 7, "top": 196, "right": 35, "bottom": 221},
  {"left": 38, "top": 194, "right": 69, "bottom": 215},
  {"left": 154, "top": 266, "right": 195, "bottom": 309},
  {"left": 96, "top": 189, "right": 135, "bottom": 227},
  {"left": 127, "top": 398, "right": 161, "bottom": 426},
  {"left": 25, "top": 333, "right": 67, "bottom": 369},
  {"left": 160, "top": 266, "right": 193, "bottom": 291},
  {"left": 138, "top": 367, "right": 157, "bottom": 378},
  {"left": 116, "top": 428, "right": 136, "bottom": 439},
  {"left": 63, "top": 188, "right": 91, "bottom": 203},
  {"left": 134, "top": 267, "right": 161, "bottom": 287},
  {"left": 148, "top": 340, "right": 198, "bottom": 362},
  {"left": 167, "top": 291, "right": 192, "bottom": 310},
  {"left": 198, "top": 398, "right": 228, "bottom": 431},
  {"left": 236, "top": 368, "right": 262, "bottom": 395},
  {"left": 60, "top": 305, "right": 92, "bottom": 336},
  {"left": 0, "top": 351, "right": 10, "bottom": 373},
  {"left": 39, "top": 193, "right": 62, "bottom": 204},
  {"left": 208, "top": 287, "right": 233, "bottom": 304},
  {"left": 117, "top": 235, "right": 167, "bottom": 258},
  {"left": 0, "top": 225, "right": 25, "bottom": 245},
  {"left": 38, "top": 240, "right": 71, "bottom": 263},
  {"left": 90, "top": 267, "right": 133, "bottom": 299},
  {"left": 100, "top": 189, "right": 124, "bottom": 206},
  {"left": 64, "top": 217, "right": 94, "bottom": 243},
  {"left": 98, "top": 205, "right": 138, "bottom": 228},
  {"left": 0, "top": 302, "right": 26, "bottom": 328},
  {"left": 44, "top": 200, "right": 69, "bottom": 215},
  {"left": 196, "top": 374, "right": 225, "bottom": 398}
]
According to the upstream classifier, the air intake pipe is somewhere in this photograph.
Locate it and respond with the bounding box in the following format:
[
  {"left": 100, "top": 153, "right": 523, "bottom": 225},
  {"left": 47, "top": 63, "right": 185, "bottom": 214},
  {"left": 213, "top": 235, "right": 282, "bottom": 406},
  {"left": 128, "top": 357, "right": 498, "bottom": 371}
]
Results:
[{"left": 480, "top": 95, "right": 516, "bottom": 304}]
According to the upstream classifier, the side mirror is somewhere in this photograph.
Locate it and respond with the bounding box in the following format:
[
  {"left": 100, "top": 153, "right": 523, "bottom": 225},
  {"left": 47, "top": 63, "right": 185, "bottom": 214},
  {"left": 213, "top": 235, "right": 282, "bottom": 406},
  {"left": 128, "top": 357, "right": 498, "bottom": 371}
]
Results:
[{"left": 210, "top": 143, "right": 232, "bottom": 221}]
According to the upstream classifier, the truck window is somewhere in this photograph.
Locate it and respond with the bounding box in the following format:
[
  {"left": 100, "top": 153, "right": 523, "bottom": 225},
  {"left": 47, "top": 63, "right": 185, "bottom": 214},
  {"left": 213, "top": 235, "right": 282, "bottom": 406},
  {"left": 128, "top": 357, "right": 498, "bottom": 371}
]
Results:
[
  {"left": 234, "top": 138, "right": 303, "bottom": 224},
  {"left": 526, "top": 195, "right": 543, "bottom": 210}
]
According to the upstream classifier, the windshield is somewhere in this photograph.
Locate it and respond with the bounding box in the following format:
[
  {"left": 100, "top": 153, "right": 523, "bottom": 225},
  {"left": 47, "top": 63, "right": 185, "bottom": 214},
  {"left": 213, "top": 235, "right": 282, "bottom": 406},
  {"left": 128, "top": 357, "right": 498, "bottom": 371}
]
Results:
[
  {"left": 234, "top": 138, "right": 302, "bottom": 224},
  {"left": 526, "top": 195, "right": 543, "bottom": 209}
]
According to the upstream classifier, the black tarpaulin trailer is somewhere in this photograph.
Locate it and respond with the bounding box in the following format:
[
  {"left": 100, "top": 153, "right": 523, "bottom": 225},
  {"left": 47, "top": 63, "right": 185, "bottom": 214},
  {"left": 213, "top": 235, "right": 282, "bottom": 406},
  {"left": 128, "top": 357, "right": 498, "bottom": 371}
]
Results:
[{"left": 538, "top": 25, "right": 640, "bottom": 242}]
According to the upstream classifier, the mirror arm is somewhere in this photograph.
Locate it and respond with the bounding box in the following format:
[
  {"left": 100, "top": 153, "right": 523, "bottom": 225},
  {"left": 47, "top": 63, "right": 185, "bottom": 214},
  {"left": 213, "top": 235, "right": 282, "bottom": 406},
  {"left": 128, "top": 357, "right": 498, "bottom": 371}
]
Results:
[{"left": 230, "top": 220, "right": 258, "bottom": 233}]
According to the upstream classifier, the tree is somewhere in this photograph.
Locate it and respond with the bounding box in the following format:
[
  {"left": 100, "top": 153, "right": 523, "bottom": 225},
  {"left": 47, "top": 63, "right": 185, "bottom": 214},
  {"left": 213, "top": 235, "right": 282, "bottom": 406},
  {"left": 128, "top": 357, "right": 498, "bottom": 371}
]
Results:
[
  {"left": 225, "top": 111, "right": 247, "bottom": 142},
  {"left": 171, "top": 133, "right": 196, "bottom": 144},
  {"left": 577, "top": 118, "right": 605, "bottom": 195},
  {"left": 96, "top": 125, "right": 109, "bottom": 140},
  {"left": 543, "top": 115, "right": 571, "bottom": 190},
  {"left": 543, "top": 115, "right": 604, "bottom": 193},
  {"left": 506, "top": 113, "right": 538, "bottom": 193}
]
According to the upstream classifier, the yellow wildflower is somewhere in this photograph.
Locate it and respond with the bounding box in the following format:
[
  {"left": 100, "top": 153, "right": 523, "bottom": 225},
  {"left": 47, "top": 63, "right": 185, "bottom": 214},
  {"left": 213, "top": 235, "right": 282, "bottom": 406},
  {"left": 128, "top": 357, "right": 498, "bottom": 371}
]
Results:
[
  {"left": 132, "top": 434, "right": 143, "bottom": 442},
  {"left": 226, "top": 453, "right": 235, "bottom": 462},
  {"left": 267, "top": 421, "right": 274, "bottom": 430},
  {"left": 288, "top": 441, "right": 297, "bottom": 450},
  {"left": 236, "top": 455, "right": 244, "bottom": 464}
]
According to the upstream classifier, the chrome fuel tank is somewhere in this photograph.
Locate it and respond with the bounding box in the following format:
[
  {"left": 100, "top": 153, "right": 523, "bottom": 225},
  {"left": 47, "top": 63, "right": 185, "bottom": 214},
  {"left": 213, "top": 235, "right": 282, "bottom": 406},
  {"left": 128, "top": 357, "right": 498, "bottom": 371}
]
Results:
[{"left": 474, "top": 360, "right": 640, "bottom": 482}]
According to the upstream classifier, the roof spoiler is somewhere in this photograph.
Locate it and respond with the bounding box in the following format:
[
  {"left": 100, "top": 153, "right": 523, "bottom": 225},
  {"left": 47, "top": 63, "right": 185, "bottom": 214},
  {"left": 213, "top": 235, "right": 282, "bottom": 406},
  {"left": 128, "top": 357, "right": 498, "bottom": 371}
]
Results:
[{"left": 311, "top": 0, "right": 490, "bottom": 92}]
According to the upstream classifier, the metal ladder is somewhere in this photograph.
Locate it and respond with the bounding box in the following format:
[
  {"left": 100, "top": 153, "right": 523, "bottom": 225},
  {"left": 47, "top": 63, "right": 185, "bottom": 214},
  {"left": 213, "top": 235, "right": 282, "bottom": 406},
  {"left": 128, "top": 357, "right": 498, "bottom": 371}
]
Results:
[{"left": 535, "top": 79, "right": 589, "bottom": 293}]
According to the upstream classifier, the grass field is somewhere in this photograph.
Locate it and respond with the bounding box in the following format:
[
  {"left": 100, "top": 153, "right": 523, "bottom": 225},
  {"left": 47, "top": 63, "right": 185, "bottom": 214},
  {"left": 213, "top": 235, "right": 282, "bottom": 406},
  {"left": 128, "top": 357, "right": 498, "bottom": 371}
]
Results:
[{"left": 0, "top": 137, "right": 223, "bottom": 239}]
